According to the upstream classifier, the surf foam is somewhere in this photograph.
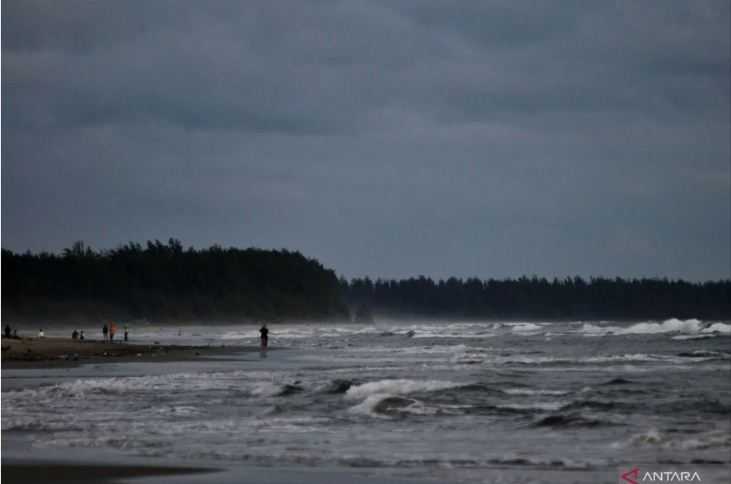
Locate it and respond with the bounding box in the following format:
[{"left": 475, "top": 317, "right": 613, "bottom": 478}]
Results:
[
  {"left": 345, "top": 379, "right": 464, "bottom": 401},
  {"left": 580, "top": 319, "right": 731, "bottom": 336}
]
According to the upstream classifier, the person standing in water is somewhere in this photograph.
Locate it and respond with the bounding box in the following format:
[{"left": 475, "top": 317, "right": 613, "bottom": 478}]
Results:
[{"left": 259, "top": 323, "right": 269, "bottom": 350}]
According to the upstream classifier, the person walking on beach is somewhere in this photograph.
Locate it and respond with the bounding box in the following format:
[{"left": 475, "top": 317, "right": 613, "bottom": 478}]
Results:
[
  {"left": 124, "top": 325, "right": 129, "bottom": 342},
  {"left": 4, "top": 324, "right": 11, "bottom": 338},
  {"left": 259, "top": 323, "right": 269, "bottom": 350},
  {"left": 72, "top": 329, "right": 79, "bottom": 340},
  {"left": 79, "top": 330, "right": 85, "bottom": 341},
  {"left": 102, "top": 324, "right": 108, "bottom": 342}
]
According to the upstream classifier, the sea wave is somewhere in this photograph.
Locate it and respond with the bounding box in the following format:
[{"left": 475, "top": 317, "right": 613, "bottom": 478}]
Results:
[
  {"left": 508, "top": 322, "right": 544, "bottom": 333},
  {"left": 676, "top": 350, "right": 731, "bottom": 360},
  {"left": 501, "top": 388, "right": 569, "bottom": 396},
  {"left": 345, "top": 379, "right": 465, "bottom": 401},
  {"left": 579, "top": 318, "right": 731, "bottom": 337},
  {"left": 621, "top": 427, "right": 731, "bottom": 451},
  {"left": 345, "top": 379, "right": 468, "bottom": 417},
  {"left": 533, "top": 414, "right": 616, "bottom": 428},
  {"left": 0, "top": 369, "right": 304, "bottom": 417},
  {"left": 496, "top": 401, "right": 567, "bottom": 412},
  {"left": 496, "top": 353, "right": 689, "bottom": 366}
]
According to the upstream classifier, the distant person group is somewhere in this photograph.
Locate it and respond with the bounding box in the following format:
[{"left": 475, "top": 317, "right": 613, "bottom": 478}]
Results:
[
  {"left": 3, "top": 324, "right": 19, "bottom": 339},
  {"left": 102, "top": 322, "right": 129, "bottom": 343},
  {"left": 3, "top": 323, "right": 131, "bottom": 343}
]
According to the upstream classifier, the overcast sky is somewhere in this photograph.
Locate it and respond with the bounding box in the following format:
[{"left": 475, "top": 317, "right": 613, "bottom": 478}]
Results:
[{"left": 2, "top": 1, "right": 729, "bottom": 280}]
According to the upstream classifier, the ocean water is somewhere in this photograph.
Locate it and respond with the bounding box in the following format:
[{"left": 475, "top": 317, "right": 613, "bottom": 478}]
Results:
[{"left": 2, "top": 319, "right": 731, "bottom": 483}]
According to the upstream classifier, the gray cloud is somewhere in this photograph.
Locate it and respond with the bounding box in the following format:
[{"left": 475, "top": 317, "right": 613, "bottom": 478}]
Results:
[{"left": 3, "top": 0, "right": 729, "bottom": 280}]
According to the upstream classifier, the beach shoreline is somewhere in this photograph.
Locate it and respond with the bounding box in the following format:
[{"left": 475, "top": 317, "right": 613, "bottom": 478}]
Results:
[
  {"left": 1, "top": 336, "right": 262, "bottom": 369},
  {"left": 0, "top": 460, "right": 219, "bottom": 484}
]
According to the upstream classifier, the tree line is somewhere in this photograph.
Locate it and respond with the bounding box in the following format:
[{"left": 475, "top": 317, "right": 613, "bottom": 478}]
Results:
[
  {"left": 2, "top": 240, "right": 729, "bottom": 321},
  {"left": 341, "top": 276, "right": 731, "bottom": 320},
  {"left": 2, "top": 240, "right": 346, "bottom": 322}
]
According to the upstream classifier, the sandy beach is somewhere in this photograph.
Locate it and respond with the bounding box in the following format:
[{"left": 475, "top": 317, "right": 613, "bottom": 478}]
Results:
[{"left": 1, "top": 336, "right": 257, "bottom": 369}]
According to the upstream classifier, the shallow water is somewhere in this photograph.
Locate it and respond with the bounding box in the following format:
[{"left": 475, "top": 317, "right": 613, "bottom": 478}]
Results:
[{"left": 3, "top": 319, "right": 731, "bottom": 483}]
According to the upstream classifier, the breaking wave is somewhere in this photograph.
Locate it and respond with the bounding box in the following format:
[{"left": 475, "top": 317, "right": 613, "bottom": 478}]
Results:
[
  {"left": 345, "top": 379, "right": 465, "bottom": 401},
  {"left": 580, "top": 319, "right": 731, "bottom": 337},
  {"left": 345, "top": 379, "right": 472, "bottom": 417}
]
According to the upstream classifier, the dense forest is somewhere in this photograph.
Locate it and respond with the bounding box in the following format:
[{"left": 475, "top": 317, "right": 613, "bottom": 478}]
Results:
[
  {"left": 2, "top": 240, "right": 730, "bottom": 322},
  {"left": 2, "top": 240, "right": 346, "bottom": 322},
  {"left": 341, "top": 276, "right": 731, "bottom": 320}
]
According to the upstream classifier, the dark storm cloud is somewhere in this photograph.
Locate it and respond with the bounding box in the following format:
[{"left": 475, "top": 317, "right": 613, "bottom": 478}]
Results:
[{"left": 2, "top": 1, "right": 729, "bottom": 280}]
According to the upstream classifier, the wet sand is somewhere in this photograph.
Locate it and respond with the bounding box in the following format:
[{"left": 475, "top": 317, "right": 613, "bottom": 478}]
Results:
[
  {"left": 1, "top": 336, "right": 260, "bottom": 369},
  {"left": 0, "top": 459, "right": 442, "bottom": 484},
  {"left": 0, "top": 461, "right": 218, "bottom": 484}
]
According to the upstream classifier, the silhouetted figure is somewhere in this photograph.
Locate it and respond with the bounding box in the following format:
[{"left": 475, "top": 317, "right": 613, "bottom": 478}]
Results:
[
  {"left": 4, "top": 325, "right": 10, "bottom": 338},
  {"left": 72, "top": 329, "right": 79, "bottom": 340},
  {"left": 259, "top": 324, "right": 269, "bottom": 350},
  {"left": 79, "top": 330, "right": 85, "bottom": 341},
  {"left": 102, "top": 324, "right": 108, "bottom": 342},
  {"left": 124, "top": 326, "right": 129, "bottom": 342},
  {"left": 110, "top": 323, "right": 116, "bottom": 343}
]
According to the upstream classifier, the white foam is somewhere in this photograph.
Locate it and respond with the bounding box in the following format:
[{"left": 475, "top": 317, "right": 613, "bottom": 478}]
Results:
[
  {"left": 497, "top": 401, "right": 566, "bottom": 412},
  {"left": 344, "top": 379, "right": 465, "bottom": 417},
  {"left": 703, "top": 322, "right": 731, "bottom": 334},
  {"left": 677, "top": 429, "right": 731, "bottom": 450},
  {"left": 345, "top": 379, "right": 463, "bottom": 401},
  {"left": 502, "top": 388, "right": 569, "bottom": 396},
  {"left": 509, "top": 323, "right": 543, "bottom": 333},
  {"left": 621, "top": 427, "right": 731, "bottom": 451},
  {"left": 579, "top": 323, "right": 619, "bottom": 335},
  {"left": 1, "top": 369, "right": 286, "bottom": 416},
  {"left": 621, "top": 318, "right": 704, "bottom": 335},
  {"left": 496, "top": 353, "right": 680, "bottom": 365},
  {"left": 585, "top": 354, "right": 684, "bottom": 363},
  {"left": 579, "top": 318, "right": 730, "bottom": 337},
  {"left": 346, "top": 395, "right": 439, "bottom": 417},
  {"left": 347, "top": 394, "right": 394, "bottom": 416},
  {"left": 487, "top": 455, "right": 596, "bottom": 469},
  {"left": 250, "top": 381, "right": 283, "bottom": 397}
]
